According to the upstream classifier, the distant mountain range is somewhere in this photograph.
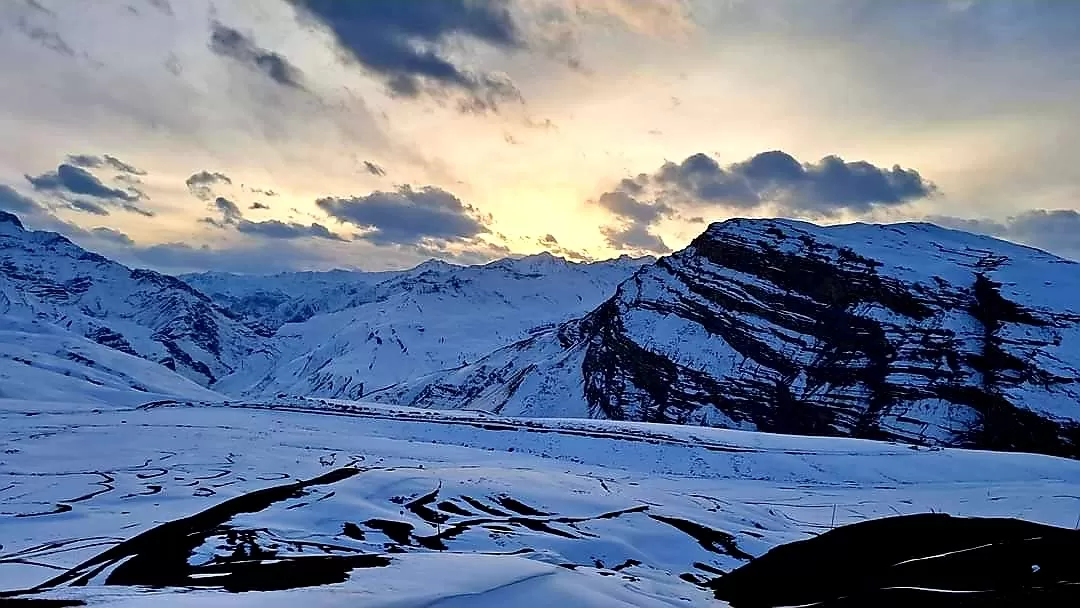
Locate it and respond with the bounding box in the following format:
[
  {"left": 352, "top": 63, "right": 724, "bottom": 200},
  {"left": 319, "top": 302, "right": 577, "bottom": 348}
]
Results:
[
  {"left": 4, "top": 208, "right": 1080, "bottom": 457},
  {"left": 186, "top": 252, "right": 651, "bottom": 399}
]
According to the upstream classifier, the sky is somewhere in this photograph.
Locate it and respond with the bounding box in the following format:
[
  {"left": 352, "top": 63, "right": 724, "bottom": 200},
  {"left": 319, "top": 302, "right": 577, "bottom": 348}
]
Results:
[{"left": 2, "top": 0, "right": 1079, "bottom": 274}]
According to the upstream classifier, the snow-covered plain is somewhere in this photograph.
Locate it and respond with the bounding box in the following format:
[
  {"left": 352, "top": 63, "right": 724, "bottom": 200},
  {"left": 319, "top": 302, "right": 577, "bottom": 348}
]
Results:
[{"left": 3, "top": 398, "right": 1080, "bottom": 606}]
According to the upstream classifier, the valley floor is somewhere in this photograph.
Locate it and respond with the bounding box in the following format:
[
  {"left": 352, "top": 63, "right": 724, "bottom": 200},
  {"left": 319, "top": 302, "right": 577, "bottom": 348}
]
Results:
[{"left": 2, "top": 399, "right": 1080, "bottom": 606}]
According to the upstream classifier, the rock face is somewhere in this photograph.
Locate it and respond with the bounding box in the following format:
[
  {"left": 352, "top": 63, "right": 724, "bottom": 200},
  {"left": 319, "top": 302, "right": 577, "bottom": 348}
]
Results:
[
  {"left": 0, "top": 215, "right": 261, "bottom": 386},
  {"left": 371, "top": 219, "right": 1080, "bottom": 458}
]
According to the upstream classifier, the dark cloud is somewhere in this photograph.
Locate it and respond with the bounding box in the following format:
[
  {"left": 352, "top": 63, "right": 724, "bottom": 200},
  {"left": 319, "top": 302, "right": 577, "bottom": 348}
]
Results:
[
  {"left": 249, "top": 202, "right": 271, "bottom": 210},
  {"left": 316, "top": 185, "right": 489, "bottom": 246},
  {"left": 13, "top": 4, "right": 74, "bottom": 56},
  {"left": 121, "top": 203, "right": 154, "bottom": 217},
  {"left": 236, "top": 219, "right": 346, "bottom": 241},
  {"left": 26, "top": 164, "right": 140, "bottom": 202},
  {"left": 90, "top": 226, "right": 135, "bottom": 246},
  {"left": 186, "top": 171, "right": 232, "bottom": 200},
  {"left": 597, "top": 190, "right": 674, "bottom": 225},
  {"left": 0, "top": 185, "right": 42, "bottom": 214},
  {"left": 363, "top": 161, "right": 386, "bottom": 176},
  {"left": 65, "top": 154, "right": 147, "bottom": 175},
  {"left": 248, "top": 187, "right": 278, "bottom": 197},
  {"left": 69, "top": 198, "right": 110, "bottom": 216},
  {"left": 66, "top": 154, "right": 106, "bottom": 169},
  {"left": 0, "top": 184, "right": 144, "bottom": 255},
  {"left": 601, "top": 224, "right": 671, "bottom": 255},
  {"left": 645, "top": 151, "right": 936, "bottom": 214},
  {"left": 596, "top": 150, "right": 935, "bottom": 254},
  {"left": 197, "top": 194, "right": 344, "bottom": 243},
  {"left": 539, "top": 233, "right": 559, "bottom": 246},
  {"left": 209, "top": 22, "right": 305, "bottom": 89},
  {"left": 288, "top": 0, "right": 523, "bottom": 111},
  {"left": 929, "top": 209, "right": 1080, "bottom": 260},
  {"left": 212, "top": 196, "right": 244, "bottom": 225}
]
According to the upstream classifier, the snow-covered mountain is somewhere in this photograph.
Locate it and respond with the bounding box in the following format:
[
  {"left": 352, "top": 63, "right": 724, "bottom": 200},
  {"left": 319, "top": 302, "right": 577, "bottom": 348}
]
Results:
[
  {"left": 217, "top": 253, "right": 652, "bottom": 398},
  {"left": 0, "top": 211, "right": 262, "bottom": 388},
  {"left": 181, "top": 267, "right": 406, "bottom": 333},
  {"left": 8, "top": 206, "right": 1080, "bottom": 459},
  {"left": 0, "top": 314, "right": 223, "bottom": 406},
  {"left": 370, "top": 218, "right": 1080, "bottom": 458}
]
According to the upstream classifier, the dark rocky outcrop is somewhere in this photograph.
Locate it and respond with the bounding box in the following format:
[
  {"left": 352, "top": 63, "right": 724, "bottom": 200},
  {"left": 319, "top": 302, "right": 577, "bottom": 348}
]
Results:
[{"left": 712, "top": 513, "right": 1080, "bottom": 607}]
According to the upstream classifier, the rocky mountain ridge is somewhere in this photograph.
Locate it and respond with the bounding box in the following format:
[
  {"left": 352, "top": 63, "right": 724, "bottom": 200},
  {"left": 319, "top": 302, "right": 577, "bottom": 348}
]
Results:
[
  {"left": 370, "top": 218, "right": 1080, "bottom": 458},
  {"left": 0, "top": 211, "right": 260, "bottom": 387}
]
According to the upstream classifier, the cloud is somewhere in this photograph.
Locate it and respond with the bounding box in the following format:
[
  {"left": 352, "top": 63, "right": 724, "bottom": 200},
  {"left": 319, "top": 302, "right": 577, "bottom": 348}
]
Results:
[
  {"left": 0, "top": 183, "right": 143, "bottom": 254},
  {"left": 543, "top": 0, "right": 694, "bottom": 38},
  {"left": 363, "top": 160, "right": 386, "bottom": 176},
  {"left": 11, "top": 1, "right": 74, "bottom": 56},
  {"left": 185, "top": 171, "right": 233, "bottom": 200},
  {"left": 90, "top": 225, "right": 135, "bottom": 246},
  {"left": 209, "top": 22, "right": 305, "bottom": 90},
  {"left": 236, "top": 219, "right": 345, "bottom": 241},
  {"left": 118, "top": 239, "right": 382, "bottom": 275},
  {"left": 26, "top": 163, "right": 140, "bottom": 202},
  {"left": 597, "top": 189, "right": 673, "bottom": 225},
  {"left": 929, "top": 209, "right": 1080, "bottom": 260},
  {"left": 249, "top": 202, "right": 270, "bottom": 210},
  {"left": 601, "top": 223, "right": 670, "bottom": 255},
  {"left": 198, "top": 193, "right": 345, "bottom": 243},
  {"left": 646, "top": 150, "right": 936, "bottom": 214},
  {"left": 595, "top": 150, "right": 936, "bottom": 254},
  {"left": 535, "top": 232, "right": 592, "bottom": 261},
  {"left": 0, "top": 184, "right": 42, "bottom": 214},
  {"left": 413, "top": 239, "right": 513, "bottom": 266},
  {"left": 69, "top": 198, "right": 110, "bottom": 216},
  {"left": 317, "top": 185, "right": 490, "bottom": 246},
  {"left": 212, "top": 196, "right": 244, "bottom": 225},
  {"left": 65, "top": 153, "right": 146, "bottom": 175},
  {"left": 288, "top": 0, "right": 523, "bottom": 111}
]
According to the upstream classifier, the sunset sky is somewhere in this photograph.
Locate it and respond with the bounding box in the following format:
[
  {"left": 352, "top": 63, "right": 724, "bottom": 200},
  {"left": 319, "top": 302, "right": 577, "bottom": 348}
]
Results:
[{"left": 2, "top": 0, "right": 1079, "bottom": 273}]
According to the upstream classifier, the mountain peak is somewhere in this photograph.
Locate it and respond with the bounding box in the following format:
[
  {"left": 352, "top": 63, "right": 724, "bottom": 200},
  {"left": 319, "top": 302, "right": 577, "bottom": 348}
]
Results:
[
  {"left": 0, "top": 211, "right": 24, "bottom": 231},
  {"left": 413, "top": 258, "right": 458, "bottom": 274}
]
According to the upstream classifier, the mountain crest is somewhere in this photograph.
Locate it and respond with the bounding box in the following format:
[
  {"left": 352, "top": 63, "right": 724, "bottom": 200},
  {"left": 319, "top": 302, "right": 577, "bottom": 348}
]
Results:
[{"left": 0, "top": 210, "right": 24, "bottom": 230}]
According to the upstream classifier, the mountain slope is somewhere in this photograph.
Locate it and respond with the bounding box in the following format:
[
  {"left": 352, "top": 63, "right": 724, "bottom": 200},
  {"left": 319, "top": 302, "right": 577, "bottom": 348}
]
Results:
[
  {"left": 0, "top": 211, "right": 262, "bottom": 386},
  {"left": 220, "top": 253, "right": 651, "bottom": 398},
  {"left": 181, "top": 267, "right": 406, "bottom": 333},
  {"left": 370, "top": 218, "right": 1080, "bottom": 458},
  {"left": 0, "top": 314, "right": 223, "bottom": 406}
]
